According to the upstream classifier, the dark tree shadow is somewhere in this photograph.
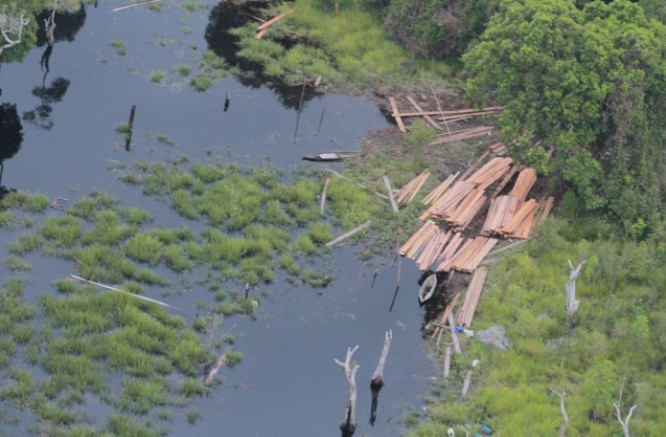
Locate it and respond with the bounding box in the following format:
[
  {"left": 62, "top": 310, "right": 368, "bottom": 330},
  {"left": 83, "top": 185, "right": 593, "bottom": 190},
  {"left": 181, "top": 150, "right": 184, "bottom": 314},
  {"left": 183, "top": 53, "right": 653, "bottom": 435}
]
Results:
[
  {"left": 22, "top": 77, "right": 70, "bottom": 131},
  {"left": 204, "top": 2, "right": 321, "bottom": 110},
  {"left": 0, "top": 103, "right": 23, "bottom": 198}
]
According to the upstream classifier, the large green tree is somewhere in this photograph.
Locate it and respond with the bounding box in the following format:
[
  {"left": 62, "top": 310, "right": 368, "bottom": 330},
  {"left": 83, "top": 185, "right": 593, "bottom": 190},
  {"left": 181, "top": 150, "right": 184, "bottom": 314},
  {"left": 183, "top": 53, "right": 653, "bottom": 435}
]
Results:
[
  {"left": 384, "top": 0, "right": 499, "bottom": 59},
  {"left": 463, "top": 0, "right": 666, "bottom": 236}
]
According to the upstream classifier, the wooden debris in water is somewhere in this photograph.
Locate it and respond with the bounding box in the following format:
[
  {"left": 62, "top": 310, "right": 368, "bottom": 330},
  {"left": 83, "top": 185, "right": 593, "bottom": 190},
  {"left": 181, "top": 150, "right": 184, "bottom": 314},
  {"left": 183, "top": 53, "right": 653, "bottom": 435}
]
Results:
[
  {"left": 113, "top": 0, "right": 162, "bottom": 12},
  {"left": 382, "top": 175, "right": 399, "bottom": 213},
  {"left": 204, "top": 352, "right": 226, "bottom": 385},
  {"left": 394, "top": 170, "right": 430, "bottom": 203},
  {"left": 456, "top": 267, "right": 488, "bottom": 327},
  {"left": 325, "top": 220, "right": 373, "bottom": 247},
  {"left": 70, "top": 275, "right": 172, "bottom": 308}
]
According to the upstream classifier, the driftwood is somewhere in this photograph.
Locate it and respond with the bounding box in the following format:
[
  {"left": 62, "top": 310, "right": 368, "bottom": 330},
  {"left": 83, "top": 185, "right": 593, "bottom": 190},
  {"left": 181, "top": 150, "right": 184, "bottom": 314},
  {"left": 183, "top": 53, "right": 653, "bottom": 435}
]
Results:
[
  {"left": 565, "top": 259, "right": 586, "bottom": 326},
  {"left": 326, "top": 220, "right": 373, "bottom": 247},
  {"left": 335, "top": 345, "right": 360, "bottom": 436},
  {"left": 370, "top": 330, "right": 392, "bottom": 426},
  {"left": 70, "top": 275, "right": 171, "bottom": 308},
  {"left": 549, "top": 388, "right": 569, "bottom": 437},
  {"left": 204, "top": 352, "right": 226, "bottom": 385}
]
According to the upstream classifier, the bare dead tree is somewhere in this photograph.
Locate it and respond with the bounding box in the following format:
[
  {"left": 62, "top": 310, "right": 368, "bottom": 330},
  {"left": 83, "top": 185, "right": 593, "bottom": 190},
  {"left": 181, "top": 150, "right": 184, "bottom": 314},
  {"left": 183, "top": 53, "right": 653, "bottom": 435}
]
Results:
[
  {"left": 548, "top": 388, "right": 569, "bottom": 437},
  {"left": 0, "top": 10, "right": 30, "bottom": 57},
  {"left": 613, "top": 381, "right": 637, "bottom": 437},
  {"left": 565, "top": 259, "right": 586, "bottom": 327},
  {"left": 44, "top": 4, "right": 56, "bottom": 47},
  {"left": 335, "top": 345, "right": 359, "bottom": 437},
  {"left": 370, "top": 330, "right": 392, "bottom": 426}
]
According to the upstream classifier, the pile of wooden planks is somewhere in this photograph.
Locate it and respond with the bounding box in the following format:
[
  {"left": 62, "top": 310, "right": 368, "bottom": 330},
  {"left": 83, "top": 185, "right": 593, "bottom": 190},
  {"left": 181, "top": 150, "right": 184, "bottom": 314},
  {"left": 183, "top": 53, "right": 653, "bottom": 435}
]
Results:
[
  {"left": 538, "top": 196, "right": 555, "bottom": 222},
  {"left": 508, "top": 167, "right": 537, "bottom": 201},
  {"left": 421, "top": 172, "right": 460, "bottom": 205},
  {"left": 501, "top": 199, "right": 539, "bottom": 239},
  {"left": 395, "top": 170, "right": 430, "bottom": 203},
  {"left": 464, "top": 156, "right": 513, "bottom": 190},
  {"left": 481, "top": 195, "right": 522, "bottom": 236},
  {"left": 488, "top": 142, "right": 507, "bottom": 156},
  {"left": 444, "top": 237, "right": 498, "bottom": 273},
  {"left": 455, "top": 266, "right": 488, "bottom": 327}
]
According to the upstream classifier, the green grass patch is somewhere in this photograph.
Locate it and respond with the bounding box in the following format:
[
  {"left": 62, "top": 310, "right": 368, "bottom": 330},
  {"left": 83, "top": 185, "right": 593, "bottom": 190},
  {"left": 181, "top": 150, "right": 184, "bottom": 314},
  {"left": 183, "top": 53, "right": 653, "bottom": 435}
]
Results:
[
  {"left": 177, "top": 64, "right": 192, "bottom": 76},
  {"left": 189, "top": 74, "right": 213, "bottom": 92},
  {"left": 111, "top": 40, "right": 127, "bottom": 56},
  {"left": 150, "top": 70, "right": 166, "bottom": 83}
]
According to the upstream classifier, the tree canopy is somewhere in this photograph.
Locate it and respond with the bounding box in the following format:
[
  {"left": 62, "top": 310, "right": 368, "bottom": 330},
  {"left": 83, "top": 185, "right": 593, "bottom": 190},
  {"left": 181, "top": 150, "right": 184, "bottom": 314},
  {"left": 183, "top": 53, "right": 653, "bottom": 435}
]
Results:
[{"left": 463, "top": 0, "right": 666, "bottom": 236}]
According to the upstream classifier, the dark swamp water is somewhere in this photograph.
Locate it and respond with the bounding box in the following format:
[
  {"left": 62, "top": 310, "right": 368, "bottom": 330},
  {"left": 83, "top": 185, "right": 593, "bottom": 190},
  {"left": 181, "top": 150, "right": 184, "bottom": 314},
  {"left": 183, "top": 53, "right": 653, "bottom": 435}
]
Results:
[{"left": 0, "top": 1, "right": 436, "bottom": 436}]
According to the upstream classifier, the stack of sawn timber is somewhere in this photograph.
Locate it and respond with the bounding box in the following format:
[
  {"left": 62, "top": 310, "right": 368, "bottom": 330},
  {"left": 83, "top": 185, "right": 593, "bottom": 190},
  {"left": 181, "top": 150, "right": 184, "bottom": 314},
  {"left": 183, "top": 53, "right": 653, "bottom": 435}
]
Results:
[
  {"left": 395, "top": 170, "right": 430, "bottom": 203},
  {"left": 423, "top": 157, "right": 513, "bottom": 231},
  {"left": 455, "top": 266, "right": 488, "bottom": 327},
  {"left": 481, "top": 167, "right": 540, "bottom": 239}
]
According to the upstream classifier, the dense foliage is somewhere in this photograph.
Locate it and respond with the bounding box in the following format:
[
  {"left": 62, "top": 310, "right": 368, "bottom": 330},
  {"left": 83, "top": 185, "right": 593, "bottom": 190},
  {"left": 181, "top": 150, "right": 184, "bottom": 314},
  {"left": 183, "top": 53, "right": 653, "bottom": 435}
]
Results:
[
  {"left": 411, "top": 218, "right": 666, "bottom": 436},
  {"left": 463, "top": 0, "right": 666, "bottom": 237},
  {"left": 384, "top": 0, "right": 499, "bottom": 59}
]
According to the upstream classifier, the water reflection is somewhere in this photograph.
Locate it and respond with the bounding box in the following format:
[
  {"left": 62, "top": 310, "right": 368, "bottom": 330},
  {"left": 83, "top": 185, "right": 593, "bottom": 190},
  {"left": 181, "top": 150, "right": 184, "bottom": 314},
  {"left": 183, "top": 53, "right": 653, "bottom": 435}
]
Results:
[
  {"left": 0, "top": 102, "right": 23, "bottom": 197},
  {"left": 205, "top": 2, "right": 321, "bottom": 110},
  {"left": 21, "top": 7, "right": 80, "bottom": 130}
]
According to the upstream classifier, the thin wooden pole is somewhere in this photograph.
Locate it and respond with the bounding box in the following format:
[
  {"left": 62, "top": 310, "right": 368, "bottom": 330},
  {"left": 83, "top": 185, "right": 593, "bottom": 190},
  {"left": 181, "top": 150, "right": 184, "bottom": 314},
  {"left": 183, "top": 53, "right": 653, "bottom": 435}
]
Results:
[
  {"left": 325, "top": 220, "right": 373, "bottom": 247},
  {"left": 320, "top": 177, "right": 330, "bottom": 215},
  {"left": 382, "top": 176, "right": 399, "bottom": 213},
  {"left": 70, "top": 274, "right": 172, "bottom": 308}
]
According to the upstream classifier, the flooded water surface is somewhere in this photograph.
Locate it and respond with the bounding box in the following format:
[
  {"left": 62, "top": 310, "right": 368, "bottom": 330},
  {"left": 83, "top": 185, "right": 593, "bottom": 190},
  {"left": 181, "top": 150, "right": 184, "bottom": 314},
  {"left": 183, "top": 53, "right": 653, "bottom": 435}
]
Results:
[{"left": 0, "top": 2, "right": 435, "bottom": 436}]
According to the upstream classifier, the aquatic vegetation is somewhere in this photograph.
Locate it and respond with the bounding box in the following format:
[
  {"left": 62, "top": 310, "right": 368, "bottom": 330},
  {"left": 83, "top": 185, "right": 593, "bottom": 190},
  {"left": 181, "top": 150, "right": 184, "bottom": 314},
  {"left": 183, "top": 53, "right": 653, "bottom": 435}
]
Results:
[
  {"left": 190, "top": 74, "right": 213, "bottom": 92},
  {"left": 150, "top": 70, "right": 167, "bottom": 83},
  {"left": 110, "top": 40, "right": 127, "bottom": 56}
]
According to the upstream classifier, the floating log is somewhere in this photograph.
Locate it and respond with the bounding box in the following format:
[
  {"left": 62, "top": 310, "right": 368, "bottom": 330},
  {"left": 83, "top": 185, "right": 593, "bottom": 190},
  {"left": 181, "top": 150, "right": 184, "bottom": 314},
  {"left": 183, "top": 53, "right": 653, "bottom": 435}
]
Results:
[{"left": 205, "top": 352, "right": 226, "bottom": 384}]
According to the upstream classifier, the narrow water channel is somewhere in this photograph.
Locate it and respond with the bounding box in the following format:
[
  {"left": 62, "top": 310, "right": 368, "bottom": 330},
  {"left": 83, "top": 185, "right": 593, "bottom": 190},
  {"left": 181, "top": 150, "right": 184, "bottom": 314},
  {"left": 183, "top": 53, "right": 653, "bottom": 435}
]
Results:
[{"left": 0, "top": 2, "right": 436, "bottom": 436}]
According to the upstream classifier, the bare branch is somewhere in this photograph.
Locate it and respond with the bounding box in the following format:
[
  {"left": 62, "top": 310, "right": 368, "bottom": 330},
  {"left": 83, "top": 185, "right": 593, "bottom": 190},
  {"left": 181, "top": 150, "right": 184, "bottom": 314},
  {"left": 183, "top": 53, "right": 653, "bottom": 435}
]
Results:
[
  {"left": 371, "top": 330, "right": 392, "bottom": 383},
  {"left": 335, "top": 345, "right": 359, "bottom": 433},
  {"left": 613, "top": 381, "right": 637, "bottom": 437},
  {"left": 565, "top": 259, "right": 586, "bottom": 324},
  {"left": 549, "top": 387, "right": 569, "bottom": 437},
  {"left": 0, "top": 10, "right": 30, "bottom": 56}
]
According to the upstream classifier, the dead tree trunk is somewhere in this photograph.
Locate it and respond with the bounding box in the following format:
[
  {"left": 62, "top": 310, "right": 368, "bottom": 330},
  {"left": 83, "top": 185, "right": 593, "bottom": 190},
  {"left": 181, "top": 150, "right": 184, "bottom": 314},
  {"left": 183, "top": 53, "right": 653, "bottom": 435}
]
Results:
[
  {"left": 549, "top": 388, "right": 569, "bottom": 437},
  {"left": 335, "top": 345, "right": 359, "bottom": 437},
  {"left": 565, "top": 259, "right": 586, "bottom": 328},
  {"left": 0, "top": 11, "right": 30, "bottom": 57},
  {"left": 613, "top": 381, "right": 636, "bottom": 437},
  {"left": 125, "top": 104, "right": 136, "bottom": 151},
  {"left": 370, "top": 330, "right": 392, "bottom": 426}
]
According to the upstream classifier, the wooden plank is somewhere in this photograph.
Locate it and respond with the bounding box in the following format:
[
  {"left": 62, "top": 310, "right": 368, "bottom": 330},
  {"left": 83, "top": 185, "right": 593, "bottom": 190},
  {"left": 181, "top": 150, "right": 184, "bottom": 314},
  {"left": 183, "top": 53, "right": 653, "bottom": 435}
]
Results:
[
  {"left": 70, "top": 275, "right": 172, "bottom": 308},
  {"left": 490, "top": 164, "right": 522, "bottom": 199},
  {"left": 325, "top": 220, "right": 372, "bottom": 247},
  {"left": 254, "top": 28, "right": 269, "bottom": 39},
  {"left": 257, "top": 11, "right": 290, "bottom": 31},
  {"left": 406, "top": 224, "right": 438, "bottom": 259},
  {"left": 429, "top": 126, "right": 493, "bottom": 146},
  {"left": 393, "top": 106, "right": 503, "bottom": 117},
  {"left": 460, "top": 150, "right": 491, "bottom": 181},
  {"left": 320, "top": 177, "right": 331, "bottom": 215},
  {"left": 407, "top": 171, "right": 430, "bottom": 203},
  {"left": 405, "top": 96, "right": 443, "bottom": 130},
  {"left": 399, "top": 221, "right": 434, "bottom": 256},
  {"left": 113, "top": 0, "right": 162, "bottom": 12},
  {"left": 539, "top": 196, "right": 555, "bottom": 221},
  {"left": 456, "top": 267, "right": 488, "bottom": 327},
  {"left": 388, "top": 97, "right": 406, "bottom": 133},
  {"left": 432, "top": 290, "right": 462, "bottom": 341},
  {"left": 382, "top": 176, "right": 399, "bottom": 213}
]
